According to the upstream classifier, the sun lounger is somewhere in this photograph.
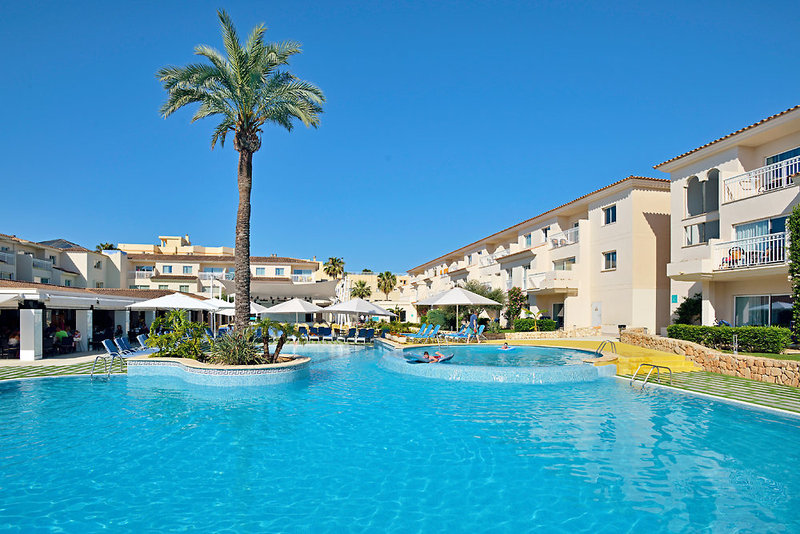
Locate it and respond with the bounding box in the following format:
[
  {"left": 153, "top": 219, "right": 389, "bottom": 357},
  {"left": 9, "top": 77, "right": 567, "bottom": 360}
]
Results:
[
  {"left": 320, "top": 327, "right": 334, "bottom": 342},
  {"left": 356, "top": 328, "right": 374, "bottom": 343},
  {"left": 406, "top": 324, "right": 432, "bottom": 340}
]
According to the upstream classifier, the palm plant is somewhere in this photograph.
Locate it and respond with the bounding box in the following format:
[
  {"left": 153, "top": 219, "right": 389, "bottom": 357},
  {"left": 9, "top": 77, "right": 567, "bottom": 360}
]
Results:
[
  {"left": 95, "top": 242, "right": 115, "bottom": 251},
  {"left": 157, "top": 10, "right": 324, "bottom": 332},
  {"left": 350, "top": 280, "right": 371, "bottom": 299},
  {"left": 256, "top": 318, "right": 303, "bottom": 363},
  {"left": 324, "top": 257, "right": 345, "bottom": 280},
  {"left": 376, "top": 271, "right": 397, "bottom": 300}
]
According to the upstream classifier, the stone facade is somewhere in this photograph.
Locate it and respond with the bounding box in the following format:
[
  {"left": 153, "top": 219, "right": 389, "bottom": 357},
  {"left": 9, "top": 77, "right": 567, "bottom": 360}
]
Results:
[
  {"left": 620, "top": 330, "right": 800, "bottom": 387},
  {"left": 506, "top": 327, "right": 602, "bottom": 340}
]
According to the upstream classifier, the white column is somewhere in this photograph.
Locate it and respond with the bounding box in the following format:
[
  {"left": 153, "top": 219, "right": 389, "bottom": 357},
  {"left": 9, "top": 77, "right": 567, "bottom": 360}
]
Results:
[
  {"left": 20, "top": 309, "right": 43, "bottom": 361},
  {"left": 144, "top": 311, "right": 155, "bottom": 328},
  {"left": 701, "top": 280, "right": 716, "bottom": 326},
  {"left": 76, "top": 310, "right": 91, "bottom": 352}
]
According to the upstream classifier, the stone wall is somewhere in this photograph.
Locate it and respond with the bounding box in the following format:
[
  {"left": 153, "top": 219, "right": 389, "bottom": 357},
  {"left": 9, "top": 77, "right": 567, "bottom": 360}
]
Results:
[
  {"left": 620, "top": 330, "right": 800, "bottom": 387},
  {"left": 506, "top": 327, "right": 602, "bottom": 340}
]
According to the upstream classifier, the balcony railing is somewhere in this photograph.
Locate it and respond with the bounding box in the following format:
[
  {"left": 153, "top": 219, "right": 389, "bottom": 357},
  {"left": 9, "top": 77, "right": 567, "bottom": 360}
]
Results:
[
  {"left": 713, "top": 232, "right": 787, "bottom": 271},
  {"left": 199, "top": 272, "right": 235, "bottom": 280},
  {"left": 130, "top": 271, "right": 155, "bottom": 279},
  {"left": 0, "top": 251, "right": 15, "bottom": 265},
  {"left": 32, "top": 258, "right": 52, "bottom": 270},
  {"left": 292, "top": 274, "right": 314, "bottom": 283},
  {"left": 479, "top": 250, "right": 509, "bottom": 268},
  {"left": 549, "top": 227, "right": 579, "bottom": 248},
  {"left": 723, "top": 156, "right": 800, "bottom": 203},
  {"left": 527, "top": 270, "right": 576, "bottom": 291}
]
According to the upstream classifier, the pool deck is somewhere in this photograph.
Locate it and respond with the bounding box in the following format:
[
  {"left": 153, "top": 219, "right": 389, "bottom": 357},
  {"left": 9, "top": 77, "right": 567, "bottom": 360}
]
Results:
[{"left": 1, "top": 340, "right": 799, "bottom": 415}]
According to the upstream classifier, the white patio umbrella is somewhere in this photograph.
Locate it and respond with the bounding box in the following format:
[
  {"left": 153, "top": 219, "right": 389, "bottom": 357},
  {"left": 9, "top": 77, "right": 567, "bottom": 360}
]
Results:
[
  {"left": 263, "top": 298, "right": 324, "bottom": 324},
  {"left": 416, "top": 287, "right": 500, "bottom": 329},
  {"left": 205, "top": 297, "right": 234, "bottom": 309},
  {"left": 217, "top": 301, "right": 270, "bottom": 318},
  {"left": 127, "top": 293, "right": 220, "bottom": 311},
  {"left": 324, "top": 298, "right": 396, "bottom": 324}
]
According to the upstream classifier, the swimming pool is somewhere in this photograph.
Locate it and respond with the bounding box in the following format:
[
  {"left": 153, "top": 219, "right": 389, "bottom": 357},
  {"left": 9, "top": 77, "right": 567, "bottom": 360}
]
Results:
[
  {"left": 2, "top": 345, "right": 799, "bottom": 532},
  {"left": 405, "top": 344, "right": 592, "bottom": 367}
]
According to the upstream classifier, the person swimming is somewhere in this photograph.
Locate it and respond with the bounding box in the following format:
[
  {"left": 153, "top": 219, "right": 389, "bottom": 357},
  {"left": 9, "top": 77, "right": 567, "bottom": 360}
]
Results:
[
  {"left": 499, "top": 343, "right": 514, "bottom": 351},
  {"left": 422, "top": 350, "right": 447, "bottom": 362}
]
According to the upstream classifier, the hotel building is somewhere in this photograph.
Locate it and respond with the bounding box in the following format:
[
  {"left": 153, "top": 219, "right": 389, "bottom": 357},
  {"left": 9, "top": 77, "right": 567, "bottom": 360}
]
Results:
[
  {"left": 407, "top": 177, "right": 672, "bottom": 334},
  {"left": 657, "top": 105, "right": 800, "bottom": 328}
]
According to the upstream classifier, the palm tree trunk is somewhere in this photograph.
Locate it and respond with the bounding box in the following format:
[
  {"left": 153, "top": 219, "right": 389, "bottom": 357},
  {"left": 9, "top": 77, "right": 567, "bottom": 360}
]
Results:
[{"left": 235, "top": 149, "right": 253, "bottom": 331}]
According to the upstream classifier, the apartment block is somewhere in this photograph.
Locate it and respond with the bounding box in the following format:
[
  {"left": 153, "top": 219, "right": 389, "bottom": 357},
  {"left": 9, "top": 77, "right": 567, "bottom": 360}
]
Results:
[
  {"left": 407, "top": 177, "right": 671, "bottom": 334},
  {"left": 657, "top": 105, "right": 800, "bottom": 328}
]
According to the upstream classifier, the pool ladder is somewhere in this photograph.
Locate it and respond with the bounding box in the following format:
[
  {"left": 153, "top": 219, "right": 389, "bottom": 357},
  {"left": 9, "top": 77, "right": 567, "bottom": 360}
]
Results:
[
  {"left": 630, "top": 363, "right": 672, "bottom": 388},
  {"left": 90, "top": 353, "right": 125, "bottom": 379},
  {"left": 595, "top": 340, "right": 617, "bottom": 356}
]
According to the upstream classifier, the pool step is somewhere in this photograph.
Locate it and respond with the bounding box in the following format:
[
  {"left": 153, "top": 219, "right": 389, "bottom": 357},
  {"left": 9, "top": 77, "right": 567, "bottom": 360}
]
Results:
[{"left": 614, "top": 354, "right": 701, "bottom": 375}]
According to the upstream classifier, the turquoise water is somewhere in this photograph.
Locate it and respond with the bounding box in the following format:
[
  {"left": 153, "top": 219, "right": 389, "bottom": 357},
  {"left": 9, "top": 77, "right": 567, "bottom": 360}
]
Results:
[
  {"left": 407, "top": 344, "right": 591, "bottom": 366},
  {"left": 2, "top": 345, "right": 800, "bottom": 532}
]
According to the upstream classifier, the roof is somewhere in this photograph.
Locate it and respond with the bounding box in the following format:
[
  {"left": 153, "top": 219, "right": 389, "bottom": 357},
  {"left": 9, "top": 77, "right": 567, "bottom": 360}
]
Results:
[
  {"left": 38, "top": 238, "right": 84, "bottom": 249},
  {"left": 0, "top": 279, "right": 97, "bottom": 294},
  {"left": 0, "top": 233, "right": 62, "bottom": 251},
  {"left": 126, "top": 253, "right": 316, "bottom": 264},
  {"left": 53, "top": 266, "right": 80, "bottom": 275},
  {"left": 654, "top": 104, "right": 800, "bottom": 169},
  {"left": 408, "top": 176, "right": 668, "bottom": 273},
  {"left": 251, "top": 276, "right": 291, "bottom": 282},
  {"left": 89, "top": 288, "right": 178, "bottom": 299}
]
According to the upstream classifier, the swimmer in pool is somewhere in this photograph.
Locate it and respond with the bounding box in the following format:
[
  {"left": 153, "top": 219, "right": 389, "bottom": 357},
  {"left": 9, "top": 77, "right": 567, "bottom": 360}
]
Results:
[
  {"left": 422, "top": 350, "right": 446, "bottom": 362},
  {"left": 499, "top": 343, "right": 513, "bottom": 350}
]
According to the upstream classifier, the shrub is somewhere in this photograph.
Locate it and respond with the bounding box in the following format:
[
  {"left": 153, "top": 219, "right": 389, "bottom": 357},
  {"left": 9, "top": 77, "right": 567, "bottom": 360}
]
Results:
[
  {"left": 146, "top": 310, "right": 209, "bottom": 360},
  {"left": 673, "top": 293, "right": 702, "bottom": 324},
  {"left": 418, "top": 315, "right": 428, "bottom": 324},
  {"left": 209, "top": 328, "right": 261, "bottom": 365},
  {"left": 504, "top": 287, "right": 527, "bottom": 325},
  {"left": 666, "top": 324, "right": 791, "bottom": 354},
  {"left": 513, "top": 318, "right": 557, "bottom": 332},
  {"left": 427, "top": 309, "right": 447, "bottom": 326}
]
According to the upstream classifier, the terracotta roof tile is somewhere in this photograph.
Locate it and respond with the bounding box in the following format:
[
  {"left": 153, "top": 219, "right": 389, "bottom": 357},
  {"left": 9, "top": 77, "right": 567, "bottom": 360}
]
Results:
[{"left": 654, "top": 104, "right": 800, "bottom": 169}]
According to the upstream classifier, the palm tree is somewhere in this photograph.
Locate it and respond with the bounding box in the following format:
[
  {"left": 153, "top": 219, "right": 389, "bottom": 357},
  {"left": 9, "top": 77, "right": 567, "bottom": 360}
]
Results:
[
  {"left": 95, "top": 242, "right": 115, "bottom": 252},
  {"left": 157, "top": 10, "right": 324, "bottom": 331},
  {"left": 350, "top": 280, "right": 371, "bottom": 299},
  {"left": 323, "top": 257, "right": 345, "bottom": 280},
  {"left": 376, "top": 271, "right": 397, "bottom": 300}
]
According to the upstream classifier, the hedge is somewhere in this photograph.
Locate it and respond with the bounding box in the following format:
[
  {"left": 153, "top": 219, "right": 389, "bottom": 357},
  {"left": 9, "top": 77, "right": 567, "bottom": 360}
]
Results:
[
  {"left": 666, "top": 324, "right": 791, "bottom": 354},
  {"left": 513, "top": 318, "right": 557, "bottom": 332}
]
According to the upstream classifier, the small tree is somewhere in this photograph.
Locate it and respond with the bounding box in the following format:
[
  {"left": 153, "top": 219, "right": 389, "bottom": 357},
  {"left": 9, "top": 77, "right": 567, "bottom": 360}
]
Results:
[
  {"left": 324, "top": 257, "right": 345, "bottom": 280},
  {"left": 788, "top": 203, "right": 800, "bottom": 339},
  {"left": 504, "top": 287, "right": 527, "bottom": 326},
  {"left": 377, "top": 271, "right": 398, "bottom": 300},
  {"left": 255, "top": 318, "right": 303, "bottom": 364},
  {"left": 674, "top": 293, "right": 702, "bottom": 325},
  {"left": 350, "top": 280, "right": 372, "bottom": 299},
  {"left": 96, "top": 242, "right": 116, "bottom": 251}
]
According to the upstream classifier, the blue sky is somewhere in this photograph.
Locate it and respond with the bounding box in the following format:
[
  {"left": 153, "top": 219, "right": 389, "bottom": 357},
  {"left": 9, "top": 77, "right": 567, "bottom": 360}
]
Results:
[{"left": 2, "top": 1, "right": 799, "bottom": 273}]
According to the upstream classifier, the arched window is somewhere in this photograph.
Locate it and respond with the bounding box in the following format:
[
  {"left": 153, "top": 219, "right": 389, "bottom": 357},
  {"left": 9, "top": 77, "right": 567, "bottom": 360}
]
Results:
[
  {"left": 686, "top": 176, "right": 704, "bottom": 216},
  {"left": 705, "top": 169, "right": 719, "bottom": 212}
]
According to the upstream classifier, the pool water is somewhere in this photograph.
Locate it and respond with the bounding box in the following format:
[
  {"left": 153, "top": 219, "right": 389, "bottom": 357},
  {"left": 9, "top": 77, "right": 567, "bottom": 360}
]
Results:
[
  {"left": 408, "top": 344, "right": 592, "bottom": 366},
  {"left": 1, "top": 345, "right": 799, "bottom": 532}
]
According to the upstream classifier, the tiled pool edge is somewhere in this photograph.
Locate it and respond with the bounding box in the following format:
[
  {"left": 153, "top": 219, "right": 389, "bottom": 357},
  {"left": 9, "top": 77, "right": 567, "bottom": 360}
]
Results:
[
  {"left": 617, "top": 375, "right": 800, "bottom": 419},
  {"left": 127, "top": 357, "right": 311, "bottom": 387}
]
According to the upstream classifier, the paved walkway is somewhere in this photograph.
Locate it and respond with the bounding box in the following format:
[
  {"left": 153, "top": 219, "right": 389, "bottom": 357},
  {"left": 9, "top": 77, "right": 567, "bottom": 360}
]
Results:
[{"left": 624, "top": 371, "right": 800, "bottom": 414}]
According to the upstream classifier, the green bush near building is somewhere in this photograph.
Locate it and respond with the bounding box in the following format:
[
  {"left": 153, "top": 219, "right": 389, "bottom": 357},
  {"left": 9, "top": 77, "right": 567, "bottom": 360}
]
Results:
[
  {"left": 513, "top": 318, "right": 557, "bottom": 332},
  {"left": 666, "top": 324, "right": 791, "bottom": 354}
]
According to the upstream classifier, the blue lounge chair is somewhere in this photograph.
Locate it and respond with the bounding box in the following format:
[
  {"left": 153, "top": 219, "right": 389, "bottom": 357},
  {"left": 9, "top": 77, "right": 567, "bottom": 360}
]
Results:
[
  {"left": 340, "top": 328, "right": 356, "bottom": 342},
  {"left": 320, "top": 327, "right": 334, "bottom": 342},
  {"left": 297, "top": 326, "right": 310, "bottom": 341},
  {"left": 406, "top": 324, "right": 432, "bottom": 340},
  {"left": 91, "top": 340, "right": 126, "bottom": 378},
  {"left": 352, "top": 328, "right": 367, "bottom": 343},
  {"left": 308, "top": 327, "right": 320, "bottom": 341},
  {"left": 443, "top": 325, "right": 468, "bottom": 342},
  {"left": 113, "top": 337, "right": 136, "bottom": 355},
  {"left": 406, "top": 325, "right": 425, "bottom": 337},
  {"left": 423, "top": 324, "right": 441, "bottom": 341},
  {"left": 475, "top": 324, "right": 486, "bottom": 342},
  {"left": 357, "top": 328, "right": 374, "bottom": 343}
]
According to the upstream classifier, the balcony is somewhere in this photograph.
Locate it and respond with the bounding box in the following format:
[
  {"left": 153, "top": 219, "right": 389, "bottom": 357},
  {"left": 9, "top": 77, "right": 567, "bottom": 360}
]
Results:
[
  {"left": 549, "top": 227, "right": 579, "bottom": 249},
  {"left": 713, "top": 232, "right": 787, "bottom": 271},
  {"left": 32, "top": 258, "right": 52, "bottom": 270},
  {"left": 130, "top": 270, "right": 156, "bottom": 280},
  {"left": 0, "top": 251, "right": 15, "bottom": 265},
  {"left": 479, "top": 250, "right": 509, "bottom": 269},
  {"left": 722, "top": 156, "right": 800, "bottom": 203},
  {"left": 526, "top": 270, "right": 578, "bottom": 295},
  {"left": 199, "top": 271, "right": 234, "bottom": 280},
  {"left": 291, "top": 274, "right": 314, "bottom": 283}
]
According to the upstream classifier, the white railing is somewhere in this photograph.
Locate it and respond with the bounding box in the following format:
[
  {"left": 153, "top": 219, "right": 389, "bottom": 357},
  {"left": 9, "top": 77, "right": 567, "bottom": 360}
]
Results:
[
  {"left": 550, "top": 227, "right": 579, "bottom": 248},
  {"left": 527, "top": 271, "right": 547, "bottom": 290},
  {"left": 292, "top": 274, "right": 314, "bottom": 283},
  {"left": 479, "top": 250, "right": 509, "bottom": 268},
  {"left": 0, "top": 251, "right": 15, "bottom": 265},
  {"left": 723, "top": 156, "right": 800, "bottom": 203},
  {"left": 131, "top": 271, "right": 155, "bottom": 279},
  {"left": 713, "top": 232, "right": 787, "bottom": 271},
  {"left": 199, "top": 272, "right": 225, "bottom": 280},
  {"left": 32, "top": 258, "right": 52, "bottom": 270},
  {"left": 526, "top": 270, "right": 576, "bottom": 290}
]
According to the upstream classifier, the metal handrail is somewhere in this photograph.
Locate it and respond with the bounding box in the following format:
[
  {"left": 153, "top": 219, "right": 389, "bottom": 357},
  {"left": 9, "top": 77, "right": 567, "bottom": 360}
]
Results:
[
  {"left": 596, "top": 340, "right": 617, "bottom": 356},
  {"left": 630, "top": 363, "right": 672, "bottom": 387},
  {"left": 91, "top": 353, "right": 126, "bottom": 378}
]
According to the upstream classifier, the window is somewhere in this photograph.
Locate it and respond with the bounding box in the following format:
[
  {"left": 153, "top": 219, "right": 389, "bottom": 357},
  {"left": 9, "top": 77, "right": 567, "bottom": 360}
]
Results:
[
  {"left": 524, "top": 233, "right": 532, "bottom": 247},
  {"left": 40, "top": 277, "right": 50, "bottom": 284},
  {"left": 684, "top": 220, "right": 720, "bottom": 246},
  {"left": 603, "top": 251, "right": 617, "bottom": 270},
  {"left": 468, "top": 254, "right": 473, "bottom": 265},
  {"left": 542, "top": 227, "right": 550, "bottom": 239},
  {"left": 95, "top": 282, "right": 104, "bottom": 288},
  {"left": 735, "top": 216, "right": 787, "bottom": 239},
  {"left": 93, "top": 261, "right": 102, "bottom": 269},
  {"left": 603, "top": 205, "right": 617, "bottom": 225},
  {"left": 179, "top": 285, "right": 189, "bottom": 292},
  {"left": 136, "top": 266, "right": 154, "bottom": 272},
  {"left": 0, "top": 246, "right": 9, "bottom": 252},
  {"left": 63, "top": 279, "right": 71, "bottom": 287},
  {"left": 766, "top": 146, "right": 800, "bottom": 165},
  {"left": 182, "top": 266, "right": 192, "bottom": 274},
  {"left": 49, "top": 255, "right": 56, "bottom": 264},
  {"left": 735, "top": 295, "right": 791, "bottom": 327},
  {"left": 686, "top": 171, "right": 719, "bottom": 217},
  {"left": 275, "top": 268, "right": 285, "bottom": 276},
  {"left": 553, "top": 258, "right": 576, "bottom": 271},
  {"left": 158, "top": 284, "right": 168, "bottom": 290},
  {"left": 256, "top": 267, "right": 266, "bottom": 276},
  {"left": 293, "top": 269, "right": 312, "bottom": 275},
  {"left": 203, "top": 267, "right": 222, "bottom": 273},
  {"left": 162, "top": 265, "right": 173, "bottom": 274}
]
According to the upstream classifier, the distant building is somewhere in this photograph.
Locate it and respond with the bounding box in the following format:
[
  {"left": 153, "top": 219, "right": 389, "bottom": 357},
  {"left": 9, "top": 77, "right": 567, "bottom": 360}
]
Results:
[{"left": 335, "top": 272, "right": 416, "bottom": 322}]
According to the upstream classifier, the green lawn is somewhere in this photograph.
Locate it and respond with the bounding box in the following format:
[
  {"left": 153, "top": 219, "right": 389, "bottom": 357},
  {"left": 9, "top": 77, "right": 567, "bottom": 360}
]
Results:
[{"left": 720, "top": 349, "right": 800, "bottom": 361}]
